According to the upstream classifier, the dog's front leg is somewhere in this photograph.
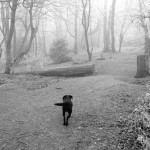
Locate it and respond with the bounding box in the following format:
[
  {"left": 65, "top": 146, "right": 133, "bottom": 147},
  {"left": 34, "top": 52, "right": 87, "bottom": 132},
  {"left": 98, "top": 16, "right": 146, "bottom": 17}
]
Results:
[{"left": 63, "top": 111, "right": 66, "bottom": 125}]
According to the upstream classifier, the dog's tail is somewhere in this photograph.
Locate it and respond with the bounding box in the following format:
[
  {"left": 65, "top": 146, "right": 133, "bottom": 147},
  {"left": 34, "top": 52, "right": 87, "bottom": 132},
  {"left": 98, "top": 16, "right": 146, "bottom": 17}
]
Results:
[{"left": 54, "top": 103, "right": 64, "bottom": 106}]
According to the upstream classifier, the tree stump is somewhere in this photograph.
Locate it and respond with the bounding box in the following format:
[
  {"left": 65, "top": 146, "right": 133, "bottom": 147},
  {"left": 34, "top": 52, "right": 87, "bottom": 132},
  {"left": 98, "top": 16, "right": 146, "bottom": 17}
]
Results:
[{"left": 135, "top": 55, "right": 149, "bottom": 78}]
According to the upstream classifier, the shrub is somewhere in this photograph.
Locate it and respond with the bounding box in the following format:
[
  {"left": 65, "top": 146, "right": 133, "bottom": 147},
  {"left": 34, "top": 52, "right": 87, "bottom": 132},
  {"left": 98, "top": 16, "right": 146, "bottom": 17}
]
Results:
[
  {"left": 117, "top": 93, "right": 150, "bottom": 150},
  {"left": 50, "top": 39, "right": 72, "bottom": 64}
]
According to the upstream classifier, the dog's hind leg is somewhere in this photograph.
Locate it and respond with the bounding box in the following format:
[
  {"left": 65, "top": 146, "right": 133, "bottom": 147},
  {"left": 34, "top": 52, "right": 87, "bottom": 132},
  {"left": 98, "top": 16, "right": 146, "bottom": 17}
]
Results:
[{"left": 66, "top": 113, "right": 71, "bottom": 126}]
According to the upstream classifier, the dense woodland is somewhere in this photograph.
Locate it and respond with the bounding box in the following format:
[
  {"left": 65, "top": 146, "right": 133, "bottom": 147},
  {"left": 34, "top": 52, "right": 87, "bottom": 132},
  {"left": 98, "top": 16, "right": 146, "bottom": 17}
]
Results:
[{"left": 0, "top": 0, "right": 148, "bottom": 74}]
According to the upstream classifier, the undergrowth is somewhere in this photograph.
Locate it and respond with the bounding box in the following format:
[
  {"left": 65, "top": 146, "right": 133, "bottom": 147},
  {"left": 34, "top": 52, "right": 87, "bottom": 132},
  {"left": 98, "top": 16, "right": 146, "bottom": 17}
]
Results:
[
  {"left": 50, "top": 39, "right": 72, "bottom": 64},
  {"left": 117, "top": 93, "right": 150, "bottom": 150}
]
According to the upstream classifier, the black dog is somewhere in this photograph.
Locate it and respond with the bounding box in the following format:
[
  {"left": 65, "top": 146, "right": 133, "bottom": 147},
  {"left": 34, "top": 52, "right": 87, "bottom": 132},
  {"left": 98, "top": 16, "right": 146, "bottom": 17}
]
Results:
[{"left": 54, "top": 95, "right": 73, "bottom": 126}]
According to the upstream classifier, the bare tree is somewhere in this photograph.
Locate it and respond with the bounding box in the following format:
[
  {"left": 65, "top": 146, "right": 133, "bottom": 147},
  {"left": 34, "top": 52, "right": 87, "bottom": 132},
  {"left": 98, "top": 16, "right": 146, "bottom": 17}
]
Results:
[
  {"left": 138, "top": 0, "right": 150, "bottom": 56},
  {"left": 81, "top": 0, "right": 92, "bottom": 61},
  {"left": 13, "top": 0, "right": 45, "bottom": 66},
  {"left": 103, "top": 0, "right": 110, "bottom": 53},
  {"left": 4, "top": 0, "right": 18, "bottom": 74},
  {"left": 118, "top": 17, "right": 132, "bottom": 52},
  {"left": 12, "top": 24, "right": 16, "bottom": 60},
  {"left": 103, "top": 0, "right": 108, "bottom": 52},
  {"left": 74, "top": 1, "right": 78, "bottom": 54},
  {"left": 0, "top": 0, "right": 44, "bottom": 73},
  {"left": 119, "top": 18, "right": 126, "bottom": 52},
  {"left": 0, "top": 2, "right": 10, "bottom": 59},
  {"left": 42, "top": 18, "right": 46, "bottom": 56},
  {"left": 117, "top": 0, "right": 139, "bottom": 52},
  {"left": 111, "top": 0, "right": 116, "bottom": 53},
  {"left": 60, "top": 0, "right": 80, "bottom": 54}
]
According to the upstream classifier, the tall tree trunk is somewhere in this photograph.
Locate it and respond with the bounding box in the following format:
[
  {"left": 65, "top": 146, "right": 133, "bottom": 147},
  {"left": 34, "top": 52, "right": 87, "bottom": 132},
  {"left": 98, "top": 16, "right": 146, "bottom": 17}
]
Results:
[
  {"left": 74, "top": 1, "right": 78, "bottom": 54},
  {"left": 1, "top": 3, "right": 5, "bottom": 34},
  {"left": 118, "top": 0, "right": 128, "bottom": 53},
  {"left": 144, "top": 26, "right": 150, "bottom": 56},
  {"left": 42, "top": 19, "right": 46, "bottom": 56},
  {"left": 13, "top": 1, "right": 38, "bottom": 65},
  {"left": 17, "top": 11, "right": 30, "bottom": 58},
  {"left": 3, "top": 2, "right": 10, "bottom": 60},
  {"left": 32, "top": 38, "right": 34, "bottom": 57},
  {"left": 5, "top": 2, "right": 10, "bottom": 46},
  {"left": 18, "top": 26, "right": 30, "bottom": 56},
  {"left": 85, "top": 29, "right": 91, "bottom": 61},
  {"left": 0, "top": 2, "right": 9, "bottom": 59},
  {"left": 119, "top": 33, "right": 123, "bottom": 52},
  {"left": 4, "top": 0, "right": 18, "bottom": 74},
  {"left": 111, "top": 0, "right": 116, "bottom": 53},
  {"left": 81, "top": 0, "right": 92, "bottom": 61},
  {"left": 138, "top": 0, "right": 150, "bottom": 56},
  {"left": 34, "top": 34, "right": 38, "bottom": 57},
  {"left": 13, "top": 25, "right": 16, "bottom": 61},
  {"left": 103, "top": 0, "right": 110, "bottom": 52},
  {"left": 107, "top": 9, "right": 111, "bottom": 51},
  {"left": 37, "top": 30, "right": 40, "bottom": 56},
  {"left": 118, "top": 20, "right": 125, "bottom": 53},
  {"left": 103, "top": 0, "right": 107, "bottom": 52}
]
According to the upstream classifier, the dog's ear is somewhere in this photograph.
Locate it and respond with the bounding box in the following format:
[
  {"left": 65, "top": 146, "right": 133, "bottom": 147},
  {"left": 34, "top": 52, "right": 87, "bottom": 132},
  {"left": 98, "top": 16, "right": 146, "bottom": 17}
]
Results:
[
  {"left": 69, "top": 95, "right": 73, "bottom": 99},
  {"left": 63, "top": 95, "right": 67, "bottom": 100}
]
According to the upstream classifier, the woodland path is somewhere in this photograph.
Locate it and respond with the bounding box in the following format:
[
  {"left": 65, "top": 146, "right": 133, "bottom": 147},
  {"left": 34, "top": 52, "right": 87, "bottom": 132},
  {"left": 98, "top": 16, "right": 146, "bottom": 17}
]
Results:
[{"left": 0, "top": 47, "right": 149, "bottom": 150}]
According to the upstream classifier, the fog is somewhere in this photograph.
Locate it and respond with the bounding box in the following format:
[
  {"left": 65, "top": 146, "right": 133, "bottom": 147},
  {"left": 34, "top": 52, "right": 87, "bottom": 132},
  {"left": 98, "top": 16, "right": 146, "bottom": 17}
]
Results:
[
  {"left": 0, "top": 1, "right": 150, "bottom": 149},
  {"left": 0, "top": 0, "right": 148, "bottom": 72}
]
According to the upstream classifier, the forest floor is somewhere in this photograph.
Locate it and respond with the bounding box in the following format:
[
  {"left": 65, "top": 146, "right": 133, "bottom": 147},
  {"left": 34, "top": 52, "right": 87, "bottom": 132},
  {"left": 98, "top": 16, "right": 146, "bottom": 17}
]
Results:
[{"left": 0, "top": 46, "right": 149, "bottom": 150}]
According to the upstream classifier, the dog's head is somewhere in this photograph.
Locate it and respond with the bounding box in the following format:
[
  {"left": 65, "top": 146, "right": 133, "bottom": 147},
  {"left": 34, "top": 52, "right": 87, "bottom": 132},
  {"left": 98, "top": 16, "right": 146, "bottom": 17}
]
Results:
[{"left": 63, "top": 95, "right": 73, "bottom": 101}]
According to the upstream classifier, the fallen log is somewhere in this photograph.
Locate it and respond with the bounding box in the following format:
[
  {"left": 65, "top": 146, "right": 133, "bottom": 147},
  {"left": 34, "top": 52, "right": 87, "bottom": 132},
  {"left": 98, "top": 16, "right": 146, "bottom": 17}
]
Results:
[{"left": 25, "top": 63, "right": 95, "bottom": 77}]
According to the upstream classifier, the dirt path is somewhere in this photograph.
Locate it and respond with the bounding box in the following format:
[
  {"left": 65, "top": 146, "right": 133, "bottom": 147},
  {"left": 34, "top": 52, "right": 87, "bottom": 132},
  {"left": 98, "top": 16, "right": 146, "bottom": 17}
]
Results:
[
  {"left": 0, "top": 73, "right": 146, "bottom": 150},
  {"left": 0, "top": 49, "right": 149, "bottom": 150}
]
